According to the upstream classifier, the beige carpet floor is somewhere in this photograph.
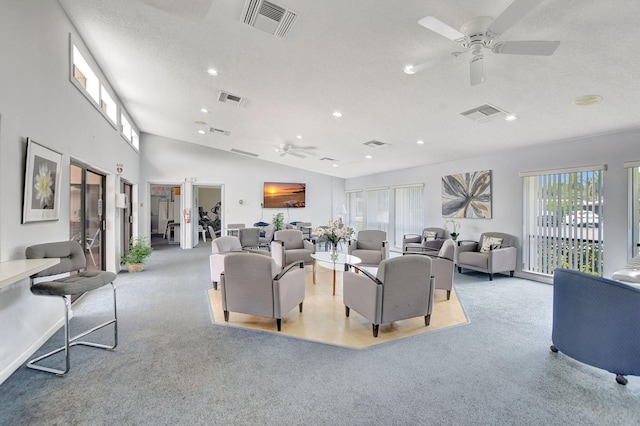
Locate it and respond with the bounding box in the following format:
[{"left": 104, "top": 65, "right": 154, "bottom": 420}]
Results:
[{"left": 208, "top": 265, "right": 468, "bottom": 348}]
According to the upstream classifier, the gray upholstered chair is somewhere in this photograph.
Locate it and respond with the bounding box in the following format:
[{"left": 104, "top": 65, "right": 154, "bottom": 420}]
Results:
[
  {"left": 347, "top": 230, "right": 389, "bottom": 267},
  {"left": 343, "top": 255, "right": 434, "bottom": 337},
  {"left": 209, "top": 236, "right": 244, "bottom": 290},
  {"left": 423, "top": 239, "right": 456, "bottom": 300},
  {"left": 456, "top": 232, "right": 517, "bottom": 280},
  {"left": 270, "top": 229, "right": 316, "bottom": 269},
  {"left": 238, "top": 227, "right": 260, "bottom": 249},
  {"left": 402, "top": 227, "right": 451, "bottom": 254},
  {"left": 220, "top": 253, "right": 305, "bottom": 331},
  {"left": 25, "top": 240, "right": 117, "bottom": 375}
]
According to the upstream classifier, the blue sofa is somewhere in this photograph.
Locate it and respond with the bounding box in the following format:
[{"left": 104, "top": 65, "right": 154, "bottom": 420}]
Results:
[{"left": 551, "top": 269, "right": 640, "bottom": 385}]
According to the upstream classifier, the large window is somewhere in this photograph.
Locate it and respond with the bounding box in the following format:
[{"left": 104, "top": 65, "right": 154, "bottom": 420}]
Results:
[
  {"left": 346, "top": 191, "right": 364, "bottom": 232},
  {"left": 364, "top": 188, "right": 389, "bottom": 233},
  {"left": 521, "top": 165, "right": 605, "bottom": 276},
  {"left": 394, "top": 185, "right": 424, "bottom": 248},
  {"left": 627, "top": 161, "right": 640, "bottom": 257}
]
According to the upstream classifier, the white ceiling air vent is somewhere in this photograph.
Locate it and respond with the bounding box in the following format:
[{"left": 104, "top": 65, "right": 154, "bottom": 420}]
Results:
[
  {"left": 363, "top": 140, "right": 388, "bottom": 149},
  {"left": 241, "top": 0, "right": 297, "bottom": 38},
  {"left": 230, "top": 148, "right": 258, "bottom": 157},
  {"left": 320, "top": 157, "right": 337, "bottom": 162},
  {"left": 209, "top": 127, "right": 230, "bottom": 136},
  {"left": 218, "top": 91, "right": 247, "bottom": 107},
  {"left": 460, "top": 104, "right": 508, "bottom": 123}
]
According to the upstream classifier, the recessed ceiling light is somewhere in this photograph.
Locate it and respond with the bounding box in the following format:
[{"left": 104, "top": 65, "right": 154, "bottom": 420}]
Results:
[
  {"left": 201, "top": 108, "right": 208, "bottom": 113},
  {"left": 572, "top": 95, "right": 602, "bottom": 107},
  {"left": 197, "top": 130, "right": 205, "bottom": 134},
  {"left": 332, "top": 164, "right": 339, "bottom": 167},
  {"left": 365, "top": 155, "right": 373, "bottom": 159},
  {"left": 332, "top": 111, "right": 342, "bottom": 118},
  {"left": 296, "top": 135, "right": 303, "bottom": 139},
  {"left": 403, "top": 65, "right": 416, "bottom": 74},
  {"left": 505, "top": 114, "right": 519, "bottom": 122},
  {"left": 416, "top": 140, "right": 425, "bottom": 145},
  {"left": 207, "top": 68, "right": 218, "bottom": 76}
]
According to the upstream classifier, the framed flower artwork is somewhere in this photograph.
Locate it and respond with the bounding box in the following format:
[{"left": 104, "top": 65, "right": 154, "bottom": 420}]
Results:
[
  {"left": 442, "top": 170, "right": 492, "bottom": 219},
  {"left": 22, "top": 138, "right": 63, "bottom": 223}
]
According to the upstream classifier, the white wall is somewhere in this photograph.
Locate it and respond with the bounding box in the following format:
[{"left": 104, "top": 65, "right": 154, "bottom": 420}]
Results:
[
  {"left": 0, "top": 1, "right": 141, "bottom": 383},
  {"left": 346, "top": 128, "right": 640, "bottom": 278},
  {"left": 140, "top": 133, "right": 345, "bottom": 241}
]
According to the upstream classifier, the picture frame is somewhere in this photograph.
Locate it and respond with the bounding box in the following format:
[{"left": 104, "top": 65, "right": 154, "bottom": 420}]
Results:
[
  {"left": 442, "top": 169, "right": 492, "bottom": 219},
  {"left": 22, "top": 138, "right": 63, "bottom": 223}
]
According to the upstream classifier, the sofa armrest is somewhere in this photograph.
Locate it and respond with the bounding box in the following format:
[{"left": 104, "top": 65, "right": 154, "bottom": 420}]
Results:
[
  {"left": 270, "top": 240, "right": 285, "bottom": 269},
  {"left": 487, "top": 246, "right": 517, "bottom": 273},
  {"left": 456, "top": 241, "right": 479, "bottom": 253}
]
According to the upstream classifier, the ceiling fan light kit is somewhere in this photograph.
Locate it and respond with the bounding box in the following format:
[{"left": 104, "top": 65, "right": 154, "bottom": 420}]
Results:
[{"left": 411, "top": 0, "right": 560, "bottom": 85}]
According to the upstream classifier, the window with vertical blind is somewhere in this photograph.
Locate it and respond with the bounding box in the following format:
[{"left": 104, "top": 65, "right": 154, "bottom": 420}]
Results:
[
  {"left": 346, "top": 191, "right": 364, "bottom": 232},
  {"left": 364, "top": 188, "right": 389, "bottom": 233},
  {"left": 520, "top": 164, "right": 605, "bottom": 276},
  {"left": 625, "top": 161, "right": 640, "bottom": 257},
  {"left": 394, "top": 185, "right": 424, "bottom": 248}
]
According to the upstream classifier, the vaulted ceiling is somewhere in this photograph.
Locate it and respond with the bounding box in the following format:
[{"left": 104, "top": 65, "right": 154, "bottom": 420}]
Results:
[{"left": 57, "top": 0, "right": 640, "bottom": 178}]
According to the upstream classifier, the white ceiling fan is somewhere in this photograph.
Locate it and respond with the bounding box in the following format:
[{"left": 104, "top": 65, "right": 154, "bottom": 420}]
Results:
[
  {"left": 406, "top": 0, "right": 560, "bottom": 85},
  {"left": 275, "top": 143, "right": 317, "bottom": 159}
]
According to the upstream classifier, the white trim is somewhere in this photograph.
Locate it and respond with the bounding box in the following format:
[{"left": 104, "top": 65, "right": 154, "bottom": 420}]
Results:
[
  {"left": 391, "top": 182, "right": 425, "bottom": 189},
  {"left": 623, "top": 160, "right": 640, "bottom": 169},
  {"left": 518, "top": 164, "right": 607, "bottom": 178}
]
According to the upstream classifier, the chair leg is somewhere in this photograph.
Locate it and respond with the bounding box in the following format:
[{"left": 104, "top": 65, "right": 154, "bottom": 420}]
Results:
[
  {"left": 510, "top": 271, "right": 514, "bottom": 277},
  {"left": 425, "top": 314, "right": 431, "bottom": 326},
  {"left": 457, "top": 266, "right": 462, "bottom": 273},
  {"left": 345, "top": 306, "right": 350, "bottom": 317},
  {"left": 276, "top": 318, "right": 282, "bottom": 331},
  {"left": 213, "top": 281, "right": 218, "bottom": 291},
  {"left": 372, "top": 324, "right": 379, "bottom": 338},
  {"left": 489, "top": 274, "right": 493, "bottom": 281},
  {"left": 224, "top": 310, "right": 229, "bottom": 321},
  {"left": 299, "top": 302, "right": 303, "bottom": 312},
  {"left": 27, "top": 282, "right": 117, "bottom": 376},
  {"left": 446, "top": 290, "right": 451, "bottom": 300}
]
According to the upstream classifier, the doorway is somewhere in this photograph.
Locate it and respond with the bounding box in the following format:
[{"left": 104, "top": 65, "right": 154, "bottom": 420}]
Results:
[
  {"left": 70, "top": 162, "right": 106, "bottom": 271},
  {"left": 121, "top": 181, "right": 133, "bottom": 256}
]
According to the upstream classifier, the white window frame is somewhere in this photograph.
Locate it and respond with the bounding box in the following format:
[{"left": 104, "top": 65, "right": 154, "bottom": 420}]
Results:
[
  {"left": 625, "top": 160, "right": 640, "bottom": 257},
  {"left": 393, "top": 184, "right": 425, "bottom": 249},
  {"left": 364, "top": 187, "right": 390, "bottom": 234},
  {"left": 345, "top": 190, "right": 364, "bottom": 232}
]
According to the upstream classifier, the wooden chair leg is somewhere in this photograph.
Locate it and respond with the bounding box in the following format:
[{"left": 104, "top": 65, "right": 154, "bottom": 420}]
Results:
[
  {"left": 425, "top": 314, "right": 431, "bottom": 326},
  {"left": 299, "top": 302, "right": 303, "bottom": 312},
  {"left": 372, "top": 324, "right": 379, "bottom": 338},
  {"left": 446, "top": 290, "right": 451, "bottom": 300},
  {"left": 223, "top": 311, "right": 229, "bottom": 322},
  {"left": 276, "top": 318, "right": 282, "bottom": 331},
  {"left": 345, "top": 306, "right": 350, "bottom": 317}
]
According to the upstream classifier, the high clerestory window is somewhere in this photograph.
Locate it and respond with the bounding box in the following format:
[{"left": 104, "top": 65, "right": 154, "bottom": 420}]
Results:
[{"left": 521, "top": 164, "right": 605, "bottom": 276}]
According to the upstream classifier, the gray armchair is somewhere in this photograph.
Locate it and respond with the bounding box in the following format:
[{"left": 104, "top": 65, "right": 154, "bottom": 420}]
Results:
[
  {"left": 457, "top": 232, "right": 517, "bottom": 280},
  {"left": 423, "top": 239, "right": 456, "bottom": 300},
  {"left": 209, "top": 236, "right": 268, "bottom": 290},
  {"left": 220, "top": 253, "right": 305, "bottom": 331},
  {"left": 347, "top": 230, "right": 389, "bottom": 267},
  {"left": 343, "top": 255, "right": 434, "bottom": 337},
  {"left": 271, "top": 229, "right": 316, "bottom": 269},
  {"left": 402, "top": 227, "right": 451, "bottom": 254},
  {"left": 258, "top": 224, "right": 275, "bottom": 249},
  {"left": 238, "top": 227, "right": 260, "bottom": 249}
]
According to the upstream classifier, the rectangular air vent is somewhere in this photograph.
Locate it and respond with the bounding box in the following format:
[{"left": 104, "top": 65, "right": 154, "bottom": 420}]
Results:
[
  {"left": 363, "top": 140, "right": 388, "bottom": 149},
  {"left": 209, "top": 127, "right": 230, "bottom": 136},
  {"left": 460, "top": 104, "right": 507, "bottom": 123},
  {"left": 218, "top": 91, "right": 247, "bottom": 107},
  {"left": 230, "top": 148, "right": 258, "bottom": 157},
  {"left": 241, "top": 0, "right": 297, "bottom": 38},
  {"left": 320, "top": 157, "right": 337, "bottom": 162}
]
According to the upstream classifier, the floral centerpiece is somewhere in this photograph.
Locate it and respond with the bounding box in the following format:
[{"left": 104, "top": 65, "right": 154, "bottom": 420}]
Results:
[
  {"left": 314, "top": 218, "right": 355, "bottom": 258},
  {"left": 444, "top": 219, "right": 461, "bottom": 241}
]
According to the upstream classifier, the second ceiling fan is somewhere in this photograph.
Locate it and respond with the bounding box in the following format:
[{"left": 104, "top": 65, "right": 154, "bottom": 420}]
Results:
[{"left": 406, "top": 0, "right": 560, "bottom": 85}]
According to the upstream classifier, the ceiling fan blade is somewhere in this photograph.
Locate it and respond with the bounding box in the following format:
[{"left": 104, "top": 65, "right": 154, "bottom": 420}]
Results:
[
  {"left": 486, "top": 0, "right": 543, "bottom": 39},
  {"left": 470, "top": 55, "right": 485, "bottom": 86},
  {"left": 492, "top": 40, "right": 559, "bottom": 56},
  {"left": 418, "top": 16, "right": 466, "bottom": 42}
]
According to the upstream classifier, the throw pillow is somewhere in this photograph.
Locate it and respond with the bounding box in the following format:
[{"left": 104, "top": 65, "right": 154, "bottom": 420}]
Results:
[
  {"left": 480, "top": 236, "right": 503, "bottom": 253},
  {"left": 423, "top": 231, "right": 438, "bottom": 242}
]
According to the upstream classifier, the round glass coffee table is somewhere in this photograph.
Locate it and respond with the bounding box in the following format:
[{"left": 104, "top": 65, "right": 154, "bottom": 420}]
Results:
[{"left": 311, "top": 252, "right": 361, "bottom": 296}]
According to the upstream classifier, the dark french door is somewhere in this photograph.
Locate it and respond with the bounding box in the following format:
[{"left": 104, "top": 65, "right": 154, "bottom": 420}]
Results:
[
  {"left": 70, "top": 162, "right": 106, "bottom": 271},
  {"left": 121, "top": 181, "right": 133, "bottom": 256}
]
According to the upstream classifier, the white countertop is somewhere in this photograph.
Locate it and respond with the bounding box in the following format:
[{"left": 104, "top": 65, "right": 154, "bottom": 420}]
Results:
[{"left": 0, "top": 258, "right": 60, "bottom": 289}]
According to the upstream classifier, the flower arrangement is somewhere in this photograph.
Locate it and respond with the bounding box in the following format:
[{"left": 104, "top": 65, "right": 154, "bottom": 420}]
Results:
[
  {"left": 314, "top": 218, "right": 355, "bottom": 250},
  {"left": 444, "top": 219, "right": 461, "bottom": 240}
]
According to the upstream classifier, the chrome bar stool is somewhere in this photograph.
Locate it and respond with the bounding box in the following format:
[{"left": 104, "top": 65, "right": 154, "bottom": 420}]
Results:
[{"left": 25, "top": 240, "right": 118, "bottom": 376}]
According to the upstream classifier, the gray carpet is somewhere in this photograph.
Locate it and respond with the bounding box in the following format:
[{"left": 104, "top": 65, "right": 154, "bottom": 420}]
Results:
[{"left": 1, "top": 237, "right": 638, "bottom": 425}]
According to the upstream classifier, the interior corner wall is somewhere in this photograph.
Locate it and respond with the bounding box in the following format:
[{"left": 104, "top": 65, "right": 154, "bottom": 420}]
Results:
[
  {"left": 345, "top": 128, "right": 640, "bottom": 278},
  {"left": 139, "top": 133, "right": 344, "bottom": 240},
  {"left": 0, "top": 1, "right": 141, "bottom": 384}
]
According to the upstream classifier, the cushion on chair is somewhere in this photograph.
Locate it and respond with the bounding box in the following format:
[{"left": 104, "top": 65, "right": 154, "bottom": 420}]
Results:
[
  {"left": 31, "top": 270, "right": 117, "bottom": 296},
  {"left": 423, "top": 231, "right": 438, "bottom": 242},
  {"left": 212, "top": 236, "right": 242, "bottom": 253},
  {"left": 480, "top": 236, "right": 503, "bottom": 253}
]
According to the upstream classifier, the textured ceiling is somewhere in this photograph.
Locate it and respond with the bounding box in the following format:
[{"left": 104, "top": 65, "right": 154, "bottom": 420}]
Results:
[{"left": 57, "top": 0, "right": 640, "bottom": 178}]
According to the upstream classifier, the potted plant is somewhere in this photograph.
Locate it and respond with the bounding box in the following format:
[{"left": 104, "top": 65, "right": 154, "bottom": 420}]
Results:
[
  {"left": 272, "top": 212, "right": 284, "bottom": 231},
  {"left": 121, "top": 237, "right": 153, "bottom": 272}
]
